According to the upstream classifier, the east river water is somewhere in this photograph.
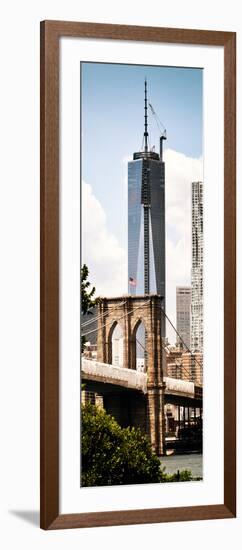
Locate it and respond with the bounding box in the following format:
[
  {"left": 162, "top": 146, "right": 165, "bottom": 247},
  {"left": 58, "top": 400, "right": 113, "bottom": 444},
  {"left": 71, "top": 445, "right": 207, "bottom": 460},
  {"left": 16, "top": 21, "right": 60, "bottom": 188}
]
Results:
[{"left": 160, "top": 453, "right": 203, "bottom": 478}]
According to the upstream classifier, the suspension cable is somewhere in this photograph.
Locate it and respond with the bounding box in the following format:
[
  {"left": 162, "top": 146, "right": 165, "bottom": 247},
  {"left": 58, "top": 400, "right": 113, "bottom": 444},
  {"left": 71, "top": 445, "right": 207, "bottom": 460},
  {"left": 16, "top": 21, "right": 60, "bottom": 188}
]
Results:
[
  {"left": 136, "top": 336, "right": 195, "bottom": 381},
  {"left": 81, "top": 300, "right": 151, "bottom": 338},
  {"left": 161, "top": 308, "right": 203, "bottom": 371},
  {"left": 81, "top": 299, "right": 202, "bottom": 377},
  {"left": 161, "top": 342, "right": 199, "bottom": 380},
  {"left": 81, "top": 300, "right": 127, "bottom": 328}
]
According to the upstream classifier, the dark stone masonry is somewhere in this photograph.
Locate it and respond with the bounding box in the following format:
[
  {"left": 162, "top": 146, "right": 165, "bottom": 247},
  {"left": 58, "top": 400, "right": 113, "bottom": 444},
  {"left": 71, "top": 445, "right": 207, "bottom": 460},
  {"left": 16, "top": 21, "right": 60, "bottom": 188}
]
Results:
[{"left": 97, "top": 294, "right": 166, "bottom": 455}]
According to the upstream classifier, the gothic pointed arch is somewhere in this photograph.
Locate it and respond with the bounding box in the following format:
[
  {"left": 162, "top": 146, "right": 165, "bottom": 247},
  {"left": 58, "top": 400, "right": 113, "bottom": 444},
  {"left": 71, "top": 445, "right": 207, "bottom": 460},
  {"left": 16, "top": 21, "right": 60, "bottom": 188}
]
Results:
[
  {"left": 131, "top": 317, "right": 147, "bottom": 371},
  {"left": 107, "top": 320, "right": 124, "bottom": 366}
]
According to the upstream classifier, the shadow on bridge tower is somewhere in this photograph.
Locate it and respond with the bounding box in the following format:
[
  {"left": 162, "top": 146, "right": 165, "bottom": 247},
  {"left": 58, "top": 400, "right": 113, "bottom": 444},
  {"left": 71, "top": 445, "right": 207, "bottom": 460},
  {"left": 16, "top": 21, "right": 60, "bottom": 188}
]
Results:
[{"left": 97, "top": 294, "right": 166, "bottom": 455}]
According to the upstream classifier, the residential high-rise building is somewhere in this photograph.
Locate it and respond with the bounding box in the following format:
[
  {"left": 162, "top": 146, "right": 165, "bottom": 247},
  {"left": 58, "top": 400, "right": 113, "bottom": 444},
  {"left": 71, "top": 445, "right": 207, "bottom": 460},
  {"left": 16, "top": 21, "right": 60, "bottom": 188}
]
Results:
[
  {"left": 128, "top": 80, "right": 166, "bottom": 330},
  {"left": 191, "top": 181, "right": 203, "bottom": 352},
  {"left": 176, "top": 286, "right": 191, "bottom": 349}
]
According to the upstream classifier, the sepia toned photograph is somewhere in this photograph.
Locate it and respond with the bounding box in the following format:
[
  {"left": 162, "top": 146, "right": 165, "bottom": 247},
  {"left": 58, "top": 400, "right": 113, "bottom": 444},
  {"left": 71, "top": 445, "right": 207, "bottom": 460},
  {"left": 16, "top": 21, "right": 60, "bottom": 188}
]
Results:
[{"left": 81, "top": 62, "right": 203, "bottom": 487}]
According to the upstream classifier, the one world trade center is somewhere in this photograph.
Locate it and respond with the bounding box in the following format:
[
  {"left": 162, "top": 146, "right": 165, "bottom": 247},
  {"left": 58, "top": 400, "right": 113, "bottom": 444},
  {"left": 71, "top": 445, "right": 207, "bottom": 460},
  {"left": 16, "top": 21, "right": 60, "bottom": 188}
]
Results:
[{"left": 128, "top": 80, "right": 166, "bottom": 322}]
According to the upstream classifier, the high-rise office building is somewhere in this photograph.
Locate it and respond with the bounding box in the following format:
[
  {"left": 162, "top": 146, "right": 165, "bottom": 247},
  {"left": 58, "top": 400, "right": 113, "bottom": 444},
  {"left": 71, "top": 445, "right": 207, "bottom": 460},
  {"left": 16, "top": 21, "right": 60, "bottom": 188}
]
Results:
[
  {"left": 112, "top": 336, "right": 124, "bottom": 367},
  {"left": 176, "top": 286, "right": 192, "bottom": 349},
  {"left": 191, "top": 181, "right": 203, "bottom": 352},
  {"left": 128, "top": 80, "right": 166, "bottom": 316}
]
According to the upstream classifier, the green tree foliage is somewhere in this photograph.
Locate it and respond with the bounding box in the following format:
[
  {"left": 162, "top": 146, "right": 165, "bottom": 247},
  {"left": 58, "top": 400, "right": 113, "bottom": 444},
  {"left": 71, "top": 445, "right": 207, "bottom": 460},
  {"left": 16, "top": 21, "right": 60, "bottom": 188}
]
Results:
[
  {"left": 81, "top": 264, "right": 96, "bottom": 315},
  {"left": 81, "top": 264, "right": 97, "bottom": 352},
  {"left": 81, "top": 404, "right": 162, "bottom": 486}
]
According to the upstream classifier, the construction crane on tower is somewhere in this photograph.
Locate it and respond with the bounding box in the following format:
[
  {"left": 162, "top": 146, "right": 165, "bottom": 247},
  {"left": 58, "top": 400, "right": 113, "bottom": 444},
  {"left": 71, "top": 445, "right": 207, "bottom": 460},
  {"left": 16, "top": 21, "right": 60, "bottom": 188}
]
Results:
[{"left": 148, "top": 102, "right": 167, "bottom": 161}]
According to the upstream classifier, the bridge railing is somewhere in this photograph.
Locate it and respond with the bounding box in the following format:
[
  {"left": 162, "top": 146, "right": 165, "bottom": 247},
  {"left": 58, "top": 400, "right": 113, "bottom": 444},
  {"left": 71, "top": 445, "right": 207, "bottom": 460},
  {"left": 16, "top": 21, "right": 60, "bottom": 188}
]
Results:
[
  {"left": 164, "top": 376, "right": 195, "bottom": 396},
  {"left": 81, "top": 357, "right": 148, "bottom": 393}
]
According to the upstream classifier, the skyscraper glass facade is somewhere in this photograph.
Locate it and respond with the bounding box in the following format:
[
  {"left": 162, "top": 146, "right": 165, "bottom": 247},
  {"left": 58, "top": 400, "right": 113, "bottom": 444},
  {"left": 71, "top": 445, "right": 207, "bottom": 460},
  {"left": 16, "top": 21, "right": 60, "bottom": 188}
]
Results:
[
  {"left": 128, "top": 153, "right": 165, "bottom": 299},
  {"left": 127, "top": 81, "right": 166, "bottom": 337},
  {"left": 176, "top": 286, "right": 192, "bottom": 349}
]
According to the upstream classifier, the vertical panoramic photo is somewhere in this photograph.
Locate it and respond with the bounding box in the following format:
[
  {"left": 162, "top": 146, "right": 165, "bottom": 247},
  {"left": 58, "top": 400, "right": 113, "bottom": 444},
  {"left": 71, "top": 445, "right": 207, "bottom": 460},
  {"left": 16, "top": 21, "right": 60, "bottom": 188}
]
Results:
[{"left": 81, "top": 62, "right": 203, "bottom": 487}]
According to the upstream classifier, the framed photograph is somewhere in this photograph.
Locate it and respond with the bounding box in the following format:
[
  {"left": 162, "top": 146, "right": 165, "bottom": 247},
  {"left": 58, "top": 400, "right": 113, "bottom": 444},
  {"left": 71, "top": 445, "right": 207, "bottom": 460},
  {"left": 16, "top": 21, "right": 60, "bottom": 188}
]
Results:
[{"left": 40, "top": 20, "right": 236, "bottom": 529}]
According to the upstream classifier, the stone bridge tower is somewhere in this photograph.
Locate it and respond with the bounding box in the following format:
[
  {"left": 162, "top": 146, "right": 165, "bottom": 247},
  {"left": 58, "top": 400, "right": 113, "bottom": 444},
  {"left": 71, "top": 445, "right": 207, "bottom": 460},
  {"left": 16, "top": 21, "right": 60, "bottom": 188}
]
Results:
[{"left": 97, "top": 294, "right": 165, "bottom": 455}]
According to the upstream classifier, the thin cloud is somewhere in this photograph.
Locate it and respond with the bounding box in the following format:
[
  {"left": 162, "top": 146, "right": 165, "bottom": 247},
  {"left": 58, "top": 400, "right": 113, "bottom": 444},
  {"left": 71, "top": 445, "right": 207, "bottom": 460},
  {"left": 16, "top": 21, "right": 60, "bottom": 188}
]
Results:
[
  {"left": 82, "top": 181, "right": 127, "bottom": 297},
  {"left": 164, "top": 149, "right": 203, "bottom": 342}
]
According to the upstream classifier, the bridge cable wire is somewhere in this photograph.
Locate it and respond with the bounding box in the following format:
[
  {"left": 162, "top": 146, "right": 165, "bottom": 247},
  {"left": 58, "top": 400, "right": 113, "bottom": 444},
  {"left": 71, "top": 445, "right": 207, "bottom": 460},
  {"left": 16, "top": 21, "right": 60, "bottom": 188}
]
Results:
[
  {"left": 84, "top": 328, "right": 201, "bottom": 382},
  {"left": 81, "top": 300, "right": 127, "bottom": 328},
  {"left": 87, "top": 331, "right": 199, "bottom": 383},
  {"left": 84, "top": 335, "right": 194, "bottom": 381},
  {"left": 136, "top": 337, "right": 195, "bottom": 382},
  {"left": 162, "top": 338, "right": 202, "bottom": 376},
  {"left": 160, "top": 308, "right": 203, "bottom": 371},
  {"left": 161, "top": 342, "right": 199, "bottom": 382},
  {"left": 82, "top": 300, "right": 202, "bottom": 378},
  {"left": 133, "top": 309, "right": 202, "bottom": 376},
  {"left": 81, "top": 300, "right": 151, "bottom": 339}
]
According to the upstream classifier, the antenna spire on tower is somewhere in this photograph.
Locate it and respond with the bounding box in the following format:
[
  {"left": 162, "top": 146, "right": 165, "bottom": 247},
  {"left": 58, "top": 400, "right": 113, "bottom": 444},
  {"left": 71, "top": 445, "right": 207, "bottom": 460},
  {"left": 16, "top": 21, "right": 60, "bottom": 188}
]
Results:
[{"left": 144, "top": 78, "right": 148, "bottom": 152}]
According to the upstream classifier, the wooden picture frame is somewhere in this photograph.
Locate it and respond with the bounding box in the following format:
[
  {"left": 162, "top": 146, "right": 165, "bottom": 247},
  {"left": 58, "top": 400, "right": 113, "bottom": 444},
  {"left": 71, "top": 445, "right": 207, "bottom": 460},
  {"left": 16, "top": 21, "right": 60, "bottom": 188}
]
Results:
[{"left": 40, "top": 20, "right": 236, "bottom": 529}]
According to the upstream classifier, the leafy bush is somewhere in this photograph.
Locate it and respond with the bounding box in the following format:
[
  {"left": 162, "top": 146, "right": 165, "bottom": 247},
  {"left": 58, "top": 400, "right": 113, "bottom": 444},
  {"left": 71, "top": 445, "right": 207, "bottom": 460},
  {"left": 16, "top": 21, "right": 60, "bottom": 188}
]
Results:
[
  {"left": 81, "top": 403, "right": 162, "bottom": 486},
  {"left": 81, "top": 403, "right": 199, "bottom": 486},
  {"left": 160, "top": 468, "right": 193, "bottom": 482}
]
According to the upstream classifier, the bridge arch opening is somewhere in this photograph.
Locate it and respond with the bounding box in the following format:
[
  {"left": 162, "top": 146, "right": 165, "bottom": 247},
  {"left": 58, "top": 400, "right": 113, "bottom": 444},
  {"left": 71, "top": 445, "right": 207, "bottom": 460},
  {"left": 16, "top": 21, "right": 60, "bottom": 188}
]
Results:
[
  {"left": 108, "top": 321, "right": 124, "bottom": 367},
  {"left": 133, "top": 319, "right": 147, "bottom": 372}
]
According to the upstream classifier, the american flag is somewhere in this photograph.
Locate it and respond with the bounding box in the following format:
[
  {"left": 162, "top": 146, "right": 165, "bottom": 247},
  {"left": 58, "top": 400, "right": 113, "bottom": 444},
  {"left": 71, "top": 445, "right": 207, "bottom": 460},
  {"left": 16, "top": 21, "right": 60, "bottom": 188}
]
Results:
[{"left": 129, "top": 277, "right": 137, "bottom": 287}]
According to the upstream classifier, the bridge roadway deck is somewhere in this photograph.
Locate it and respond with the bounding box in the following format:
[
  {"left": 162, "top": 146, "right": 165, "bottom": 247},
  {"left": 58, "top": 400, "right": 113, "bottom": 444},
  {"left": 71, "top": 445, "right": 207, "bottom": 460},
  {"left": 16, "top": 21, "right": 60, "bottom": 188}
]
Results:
[{"left": 81, "top": 358, "right": 202, "bottom": 407}]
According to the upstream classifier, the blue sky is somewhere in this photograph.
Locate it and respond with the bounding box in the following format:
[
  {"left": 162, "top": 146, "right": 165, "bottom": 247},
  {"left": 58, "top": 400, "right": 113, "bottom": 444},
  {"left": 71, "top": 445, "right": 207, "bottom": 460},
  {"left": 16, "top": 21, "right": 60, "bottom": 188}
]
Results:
[
  {"left": 82, "top": 63, "right": 202, "bottom": 244},
  {"left": 81, "top": 62, "right": 203, "bottom": 340}
]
